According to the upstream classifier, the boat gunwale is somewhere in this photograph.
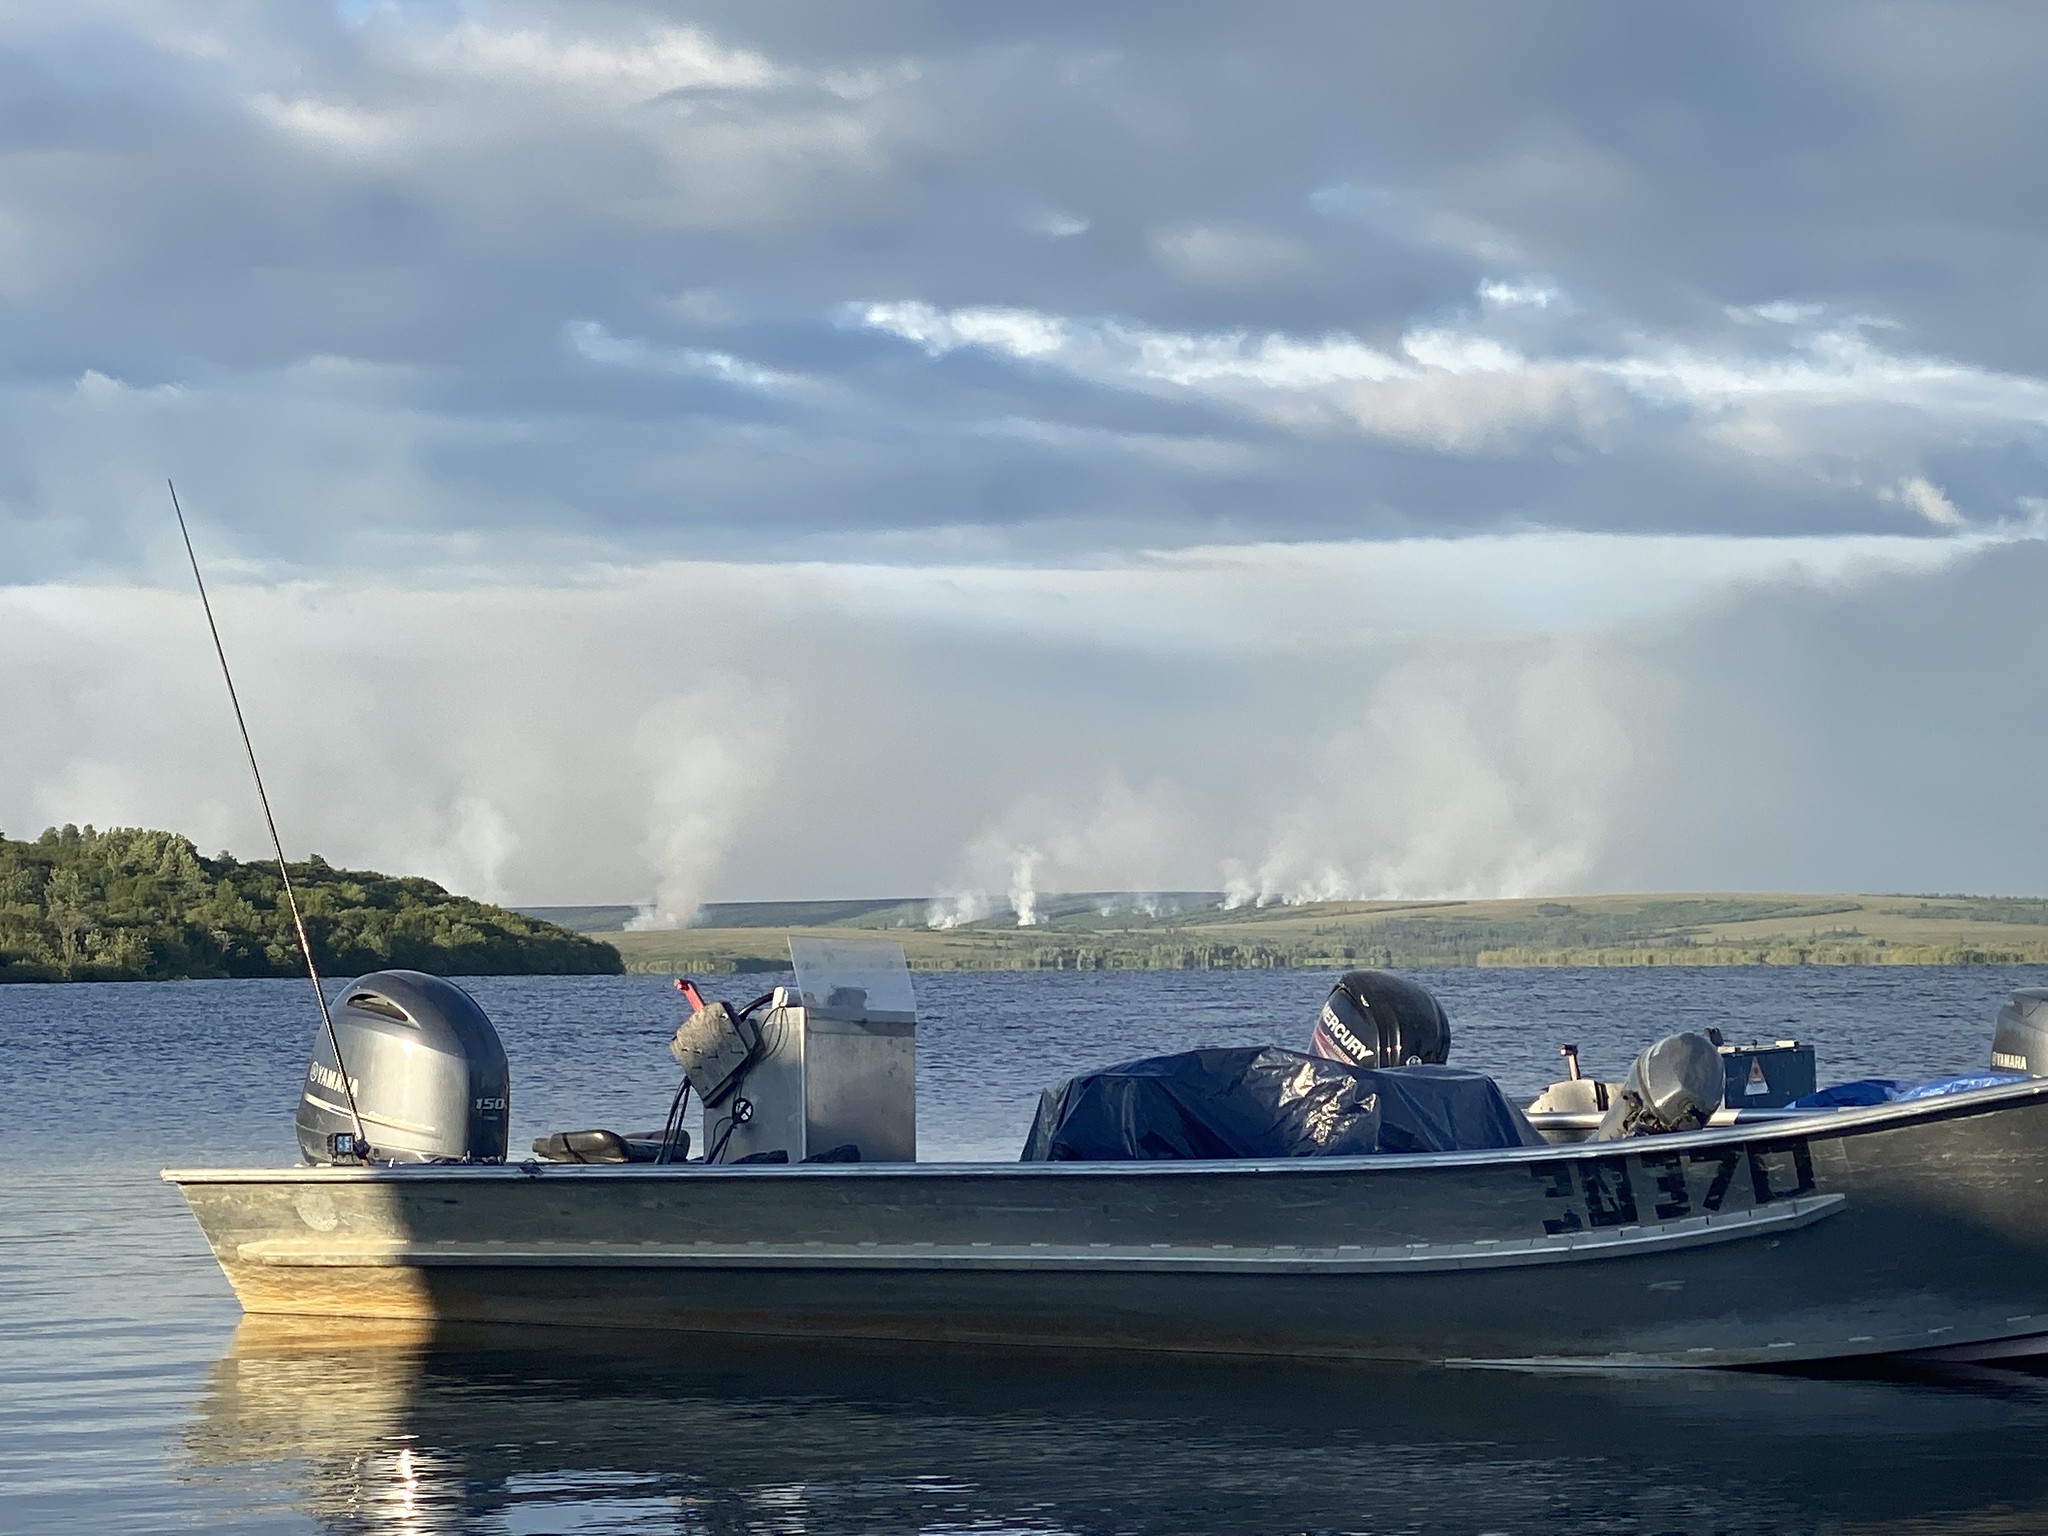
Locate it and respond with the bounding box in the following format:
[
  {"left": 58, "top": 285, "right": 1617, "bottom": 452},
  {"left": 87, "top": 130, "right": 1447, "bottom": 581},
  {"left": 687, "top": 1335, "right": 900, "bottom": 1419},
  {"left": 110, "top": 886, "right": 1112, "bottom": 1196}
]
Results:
[{"left": 161, "top": 1073, "right": 2048, "bottom": 1186}]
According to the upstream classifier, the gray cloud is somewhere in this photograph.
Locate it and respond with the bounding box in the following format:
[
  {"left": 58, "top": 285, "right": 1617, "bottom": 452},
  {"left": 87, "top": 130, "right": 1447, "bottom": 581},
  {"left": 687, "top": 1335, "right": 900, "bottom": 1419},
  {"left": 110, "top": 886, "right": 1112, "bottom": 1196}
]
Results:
[
  {"left": 4, "top": 1, "right": 2048, "bottom": 578},
  {"left": 4, "top": 2, "right": 2047, "bottom": 903}
]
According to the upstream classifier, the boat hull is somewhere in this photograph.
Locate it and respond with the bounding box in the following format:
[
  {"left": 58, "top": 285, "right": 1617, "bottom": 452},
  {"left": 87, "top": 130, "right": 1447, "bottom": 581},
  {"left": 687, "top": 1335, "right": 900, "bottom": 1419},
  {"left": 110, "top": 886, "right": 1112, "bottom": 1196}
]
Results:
[{"left": 165, "top": 1078, "right": 2048, "bottom": 1367}]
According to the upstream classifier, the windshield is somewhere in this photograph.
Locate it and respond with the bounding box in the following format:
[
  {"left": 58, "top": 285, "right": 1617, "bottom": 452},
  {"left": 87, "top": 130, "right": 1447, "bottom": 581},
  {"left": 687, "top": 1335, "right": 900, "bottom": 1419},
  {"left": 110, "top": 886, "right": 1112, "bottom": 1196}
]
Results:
[{"left": 787, "top": 935, "right": 917, "bottom": 1024}]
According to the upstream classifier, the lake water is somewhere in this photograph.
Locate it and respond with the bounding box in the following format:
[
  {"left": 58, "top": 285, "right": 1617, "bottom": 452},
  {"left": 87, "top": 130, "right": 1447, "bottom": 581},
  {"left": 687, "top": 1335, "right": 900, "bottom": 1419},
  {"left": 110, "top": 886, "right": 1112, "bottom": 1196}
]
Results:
[{"left": 8, "top": 964, "right": 2048, "bottom": 1534}]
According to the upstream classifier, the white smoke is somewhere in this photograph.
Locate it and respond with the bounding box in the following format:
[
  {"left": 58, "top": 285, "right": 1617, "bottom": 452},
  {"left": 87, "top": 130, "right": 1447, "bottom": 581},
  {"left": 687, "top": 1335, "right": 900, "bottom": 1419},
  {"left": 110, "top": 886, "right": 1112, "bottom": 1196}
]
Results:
[
  {"left": 20, "top": 538, "right": 2038, "bottom": 912},
  {"left": 930, "top": 776, "right": 1188, "bottom": 927},
  {"left": 1217, "top": 644, "right": 1643, "bottom": 903},
  {"left": 1009, "top": 846, "right": 1041, "bottom": 927},
  {"left": 626, "top": 686, "right": 783, "bottom": 930},
  {"left": 0, "top": 578, "right": 804, "bottom": 914},
  {"left": 926, "top": 843, "right": 1043, "bottom": 927},
  {"left": 925, "top": 889, "right": 989, "bottom": 929},
  {"left": 1095, "top": 893, "right": 1171, "bottom": 918},
  {"left": 929, "top": 643, "right": 1645, "bottom": 914},
  {"left": 420, "top": 794, "right": 519, "bottom": 903}
]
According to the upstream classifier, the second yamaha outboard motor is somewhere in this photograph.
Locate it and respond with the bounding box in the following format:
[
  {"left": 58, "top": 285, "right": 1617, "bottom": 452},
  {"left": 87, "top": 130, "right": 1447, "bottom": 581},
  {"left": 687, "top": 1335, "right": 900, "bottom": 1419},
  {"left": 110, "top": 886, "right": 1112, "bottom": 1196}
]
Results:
[
  {"left": 1309, "top": 969, "right": 1451, "bottom": 1069},
  {"left": 1591, "top": 1031, "right": 1724, "bottom": 1140},
  {"left": 1991, "top": 990, "right": 2048, "bottom": 1075},
  {"left": 295, "top": 970, "right": 510, "bottom": 1164}
]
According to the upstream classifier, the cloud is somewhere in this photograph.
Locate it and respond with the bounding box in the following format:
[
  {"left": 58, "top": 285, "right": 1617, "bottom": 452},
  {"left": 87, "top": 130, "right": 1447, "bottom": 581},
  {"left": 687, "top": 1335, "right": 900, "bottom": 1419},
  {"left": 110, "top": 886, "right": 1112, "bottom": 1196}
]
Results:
[
  {"left": 565, "top": 320, "right": 808, "bottom": 393},
  {"left": 853, "top": 298, "right": 1606, "bottom": 452},
  {"left": 1883, "top": 475, "right": 1967, "bottom": 529},
  {"left": 1021, "top": 207, "right": 1090, "bottom": 240},
  {"left": 9, "top": 3, "right": 2048, "bottom": 903},
  {"left": 1615, "top": 537, "right": 2048, "bottom": 894},
  {"left": 389, "top": 18, "right": 781, "bottom": 99},
  {"left": 1478, "top": 278, "right": 1564, "bottom": 311},
  {"left": 1731, "top": 300, "right": 1825, "bottom": 326},
  {"left": 9, "top": 3, "right": 2048, "bottom": 578},
  {"left": 856, "top": 296, "right": 2048, "bottom": 459},
  {"left": 245, "top": 93, "right": 395, "bottom": 155},
  {"left": 1149, "top": 224, "right": 1315, "bottom": 288},
  {"left": 1310, "top": 183, "right": 1525, "bottom": 263}
]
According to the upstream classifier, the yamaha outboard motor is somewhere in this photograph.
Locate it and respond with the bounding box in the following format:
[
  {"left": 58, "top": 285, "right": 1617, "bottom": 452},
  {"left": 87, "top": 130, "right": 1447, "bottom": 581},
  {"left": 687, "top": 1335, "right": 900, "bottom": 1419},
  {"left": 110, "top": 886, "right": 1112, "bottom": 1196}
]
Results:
[
  {"left": 1591, "top": 1031, "right": 1724, "bottom": 1140},
  {"left": 1991, "top": 990, "right": 2048, "bottom": 1075},
  {"left": 295, "top": 970, "right": 510, "bottom": 1164},
  {"left": 1309, "top": 969, "right": 1451, "bottom": 1069}
]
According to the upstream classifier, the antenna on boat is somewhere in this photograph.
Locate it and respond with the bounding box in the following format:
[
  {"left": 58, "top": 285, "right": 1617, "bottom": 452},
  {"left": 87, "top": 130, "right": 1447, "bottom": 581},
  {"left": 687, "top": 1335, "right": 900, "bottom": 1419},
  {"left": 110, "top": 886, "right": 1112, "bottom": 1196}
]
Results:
[{"left": 169, "top": 479, "right": 367, "bottom": 1148}]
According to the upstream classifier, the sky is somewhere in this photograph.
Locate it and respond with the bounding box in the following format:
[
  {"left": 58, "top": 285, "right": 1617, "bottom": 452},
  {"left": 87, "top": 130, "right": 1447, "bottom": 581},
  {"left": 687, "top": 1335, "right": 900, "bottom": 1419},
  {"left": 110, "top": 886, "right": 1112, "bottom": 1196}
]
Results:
[{"left": 4, "top": 1, "right": 2047, "bottom": 918}]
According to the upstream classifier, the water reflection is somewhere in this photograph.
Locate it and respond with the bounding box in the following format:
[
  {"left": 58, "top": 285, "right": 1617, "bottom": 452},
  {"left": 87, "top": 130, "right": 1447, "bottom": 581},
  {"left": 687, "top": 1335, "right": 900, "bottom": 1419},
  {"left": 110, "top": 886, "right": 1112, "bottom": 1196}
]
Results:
[{"left": 185, "top": 1319, "right": 2048, "bottom": 1535}]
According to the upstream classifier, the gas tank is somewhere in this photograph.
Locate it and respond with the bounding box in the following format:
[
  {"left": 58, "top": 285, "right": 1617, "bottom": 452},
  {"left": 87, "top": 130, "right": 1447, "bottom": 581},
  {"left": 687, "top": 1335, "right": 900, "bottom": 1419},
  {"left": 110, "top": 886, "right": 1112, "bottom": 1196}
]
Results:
[{"left": 294, "top": 970, "right": 510, "bottom": 1164}]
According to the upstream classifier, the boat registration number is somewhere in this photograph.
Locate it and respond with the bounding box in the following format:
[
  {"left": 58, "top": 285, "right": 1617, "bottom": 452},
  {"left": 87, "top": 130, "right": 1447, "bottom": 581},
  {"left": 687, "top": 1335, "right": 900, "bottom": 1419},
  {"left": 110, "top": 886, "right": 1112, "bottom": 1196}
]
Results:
[{"left": 1529, "top": 1140, "right": 1816, "bottom": 1235}]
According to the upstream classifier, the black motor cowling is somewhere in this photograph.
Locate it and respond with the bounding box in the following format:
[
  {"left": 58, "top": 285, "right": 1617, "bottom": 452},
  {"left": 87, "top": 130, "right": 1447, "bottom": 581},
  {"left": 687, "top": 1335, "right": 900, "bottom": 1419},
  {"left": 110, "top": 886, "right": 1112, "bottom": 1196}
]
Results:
[
  {"left": 1309, "top": 969, "right": 1451, "bottom": 1069},
  {"left": 294, "top": 970, "right": 510, "bottom": 1165},
  {"left": 1991, "top": 990, "right": 2048, "bottom": 1076}
]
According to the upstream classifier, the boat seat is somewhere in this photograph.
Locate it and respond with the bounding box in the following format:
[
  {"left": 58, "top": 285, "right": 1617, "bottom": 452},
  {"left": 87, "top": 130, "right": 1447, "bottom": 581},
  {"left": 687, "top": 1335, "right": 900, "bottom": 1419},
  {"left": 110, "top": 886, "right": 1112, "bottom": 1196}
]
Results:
[{"left": 532, "top": 1128, "right": 688, "bottom": 1163}]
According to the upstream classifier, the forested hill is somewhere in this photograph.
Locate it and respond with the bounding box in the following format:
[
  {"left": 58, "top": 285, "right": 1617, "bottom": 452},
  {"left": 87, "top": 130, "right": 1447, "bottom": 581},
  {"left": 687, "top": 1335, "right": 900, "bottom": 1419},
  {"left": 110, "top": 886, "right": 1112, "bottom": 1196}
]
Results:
[{"left": 0, "top": 825, "right": 621, "bottom": 982}]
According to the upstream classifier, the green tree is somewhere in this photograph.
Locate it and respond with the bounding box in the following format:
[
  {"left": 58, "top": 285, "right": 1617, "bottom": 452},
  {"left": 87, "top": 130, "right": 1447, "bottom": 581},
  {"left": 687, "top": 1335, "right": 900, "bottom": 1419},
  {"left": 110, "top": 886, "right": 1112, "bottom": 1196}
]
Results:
[{"left": 0, "top": 825, "right": 622, "bottom": 983}]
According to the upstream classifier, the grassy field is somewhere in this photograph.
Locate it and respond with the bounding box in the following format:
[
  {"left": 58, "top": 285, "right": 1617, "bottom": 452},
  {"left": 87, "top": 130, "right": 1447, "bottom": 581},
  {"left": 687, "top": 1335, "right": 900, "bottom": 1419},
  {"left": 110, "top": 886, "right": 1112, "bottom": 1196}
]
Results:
[{"left": 521, "top": 892, "right": 2048, "bottom": 975}]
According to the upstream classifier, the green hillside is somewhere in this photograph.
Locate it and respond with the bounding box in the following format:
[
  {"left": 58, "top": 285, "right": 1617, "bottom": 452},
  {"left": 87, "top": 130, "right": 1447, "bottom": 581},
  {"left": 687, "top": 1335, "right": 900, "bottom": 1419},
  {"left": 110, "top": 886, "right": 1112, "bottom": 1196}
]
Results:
[
  {"left": 0, "top": 824, "right": 622, "bottom": 982},
  {"left": 584, "top": 891, "right": 2048, "bottom": 974}
]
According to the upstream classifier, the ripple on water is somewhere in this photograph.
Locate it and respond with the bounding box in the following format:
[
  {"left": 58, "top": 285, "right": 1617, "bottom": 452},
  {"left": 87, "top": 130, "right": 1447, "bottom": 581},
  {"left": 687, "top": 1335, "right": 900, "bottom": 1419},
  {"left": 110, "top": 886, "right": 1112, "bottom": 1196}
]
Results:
[{"left": 5, "top": 965, "right": 2048, "bottom": 1533}]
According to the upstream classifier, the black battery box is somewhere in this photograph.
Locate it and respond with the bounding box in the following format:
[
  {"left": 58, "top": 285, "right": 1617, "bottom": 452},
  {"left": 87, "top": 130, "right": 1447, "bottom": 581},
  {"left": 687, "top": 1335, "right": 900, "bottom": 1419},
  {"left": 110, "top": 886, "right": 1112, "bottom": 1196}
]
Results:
[{"left": 1719, "top": 1039, "right": 1816, "bottom": 1109}]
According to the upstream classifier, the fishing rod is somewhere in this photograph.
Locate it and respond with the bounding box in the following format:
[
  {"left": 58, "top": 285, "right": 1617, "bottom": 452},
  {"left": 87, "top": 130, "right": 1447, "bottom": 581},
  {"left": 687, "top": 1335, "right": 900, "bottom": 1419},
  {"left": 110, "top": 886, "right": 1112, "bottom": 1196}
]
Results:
[{"left": 169, "top": 480, "right": 368, "bottom": 1151}]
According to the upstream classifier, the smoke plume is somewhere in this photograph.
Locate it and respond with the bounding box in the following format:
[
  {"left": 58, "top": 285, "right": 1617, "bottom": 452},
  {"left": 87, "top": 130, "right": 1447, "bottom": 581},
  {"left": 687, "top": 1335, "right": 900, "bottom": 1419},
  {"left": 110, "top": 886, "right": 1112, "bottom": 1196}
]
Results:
[
  {"left": 626, "top": 687, "right": 784, "bottom": 930},
  {"left": 1216, "top": 644, "right": 1645, "bottom": 904}
]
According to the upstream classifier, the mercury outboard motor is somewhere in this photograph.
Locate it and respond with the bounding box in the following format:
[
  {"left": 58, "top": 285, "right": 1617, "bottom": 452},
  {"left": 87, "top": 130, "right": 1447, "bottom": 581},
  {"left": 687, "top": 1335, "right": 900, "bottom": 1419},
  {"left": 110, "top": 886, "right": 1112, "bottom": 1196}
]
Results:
[
  {"left": 1991, "top": 990, "right": 2048, "bottom": 1075},
  {"left": 1309, "top": 969, "right": 1451, "bottom": 1069},
  {"left": 295, "top": 970, "right": 510, "bottom": 1164},
  {"left": 1591, "top": 1031, "right": 1724, "bottom": 1140}
]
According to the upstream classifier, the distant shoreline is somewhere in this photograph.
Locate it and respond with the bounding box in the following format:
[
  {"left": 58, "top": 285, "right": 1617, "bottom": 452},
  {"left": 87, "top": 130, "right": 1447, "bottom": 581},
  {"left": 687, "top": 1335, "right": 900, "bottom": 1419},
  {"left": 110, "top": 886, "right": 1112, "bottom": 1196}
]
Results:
[{"left": 519, "top": 892, "right": 2048, "bottom": 975}]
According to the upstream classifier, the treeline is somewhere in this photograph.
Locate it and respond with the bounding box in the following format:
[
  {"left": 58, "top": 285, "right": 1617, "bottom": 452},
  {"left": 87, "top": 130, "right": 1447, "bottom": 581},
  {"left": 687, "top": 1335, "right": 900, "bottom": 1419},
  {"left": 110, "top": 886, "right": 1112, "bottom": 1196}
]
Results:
[
  {"left": 1480, "top": 941, "right": 2048, "bottom": 968},
  {"left": 618, "top": 943, "right": 1332, "bottom": 975},
  {"left": 1905, "top": 897, "right": 2048, "bottom": 928},
  {"left": 1283, "top": 899, "right": 1859, "bottom": 963},
  {"left": 0, "top": 825, "right": 622, "bottom": 982},
  {"left": 621, "top": 932, "right": 2048, "bottom": 976}
]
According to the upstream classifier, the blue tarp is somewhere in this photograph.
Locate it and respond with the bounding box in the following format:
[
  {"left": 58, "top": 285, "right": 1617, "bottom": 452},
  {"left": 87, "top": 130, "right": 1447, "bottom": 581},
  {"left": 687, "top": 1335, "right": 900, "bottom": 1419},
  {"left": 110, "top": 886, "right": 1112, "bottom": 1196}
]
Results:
[
  {"left": 1789, "top": 1071, "right": 2026, "bottom": 1110},
  {"left": 1018, "top": 1047, "right": 1543, "bottom": 1162}
]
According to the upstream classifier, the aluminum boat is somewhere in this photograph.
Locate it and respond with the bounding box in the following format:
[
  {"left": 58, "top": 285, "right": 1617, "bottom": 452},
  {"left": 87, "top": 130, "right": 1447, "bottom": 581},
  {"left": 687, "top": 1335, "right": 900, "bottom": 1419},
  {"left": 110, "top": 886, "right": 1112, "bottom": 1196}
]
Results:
[{"left": 163, "top": 941, "right": 2048, "bottom": 1368}]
